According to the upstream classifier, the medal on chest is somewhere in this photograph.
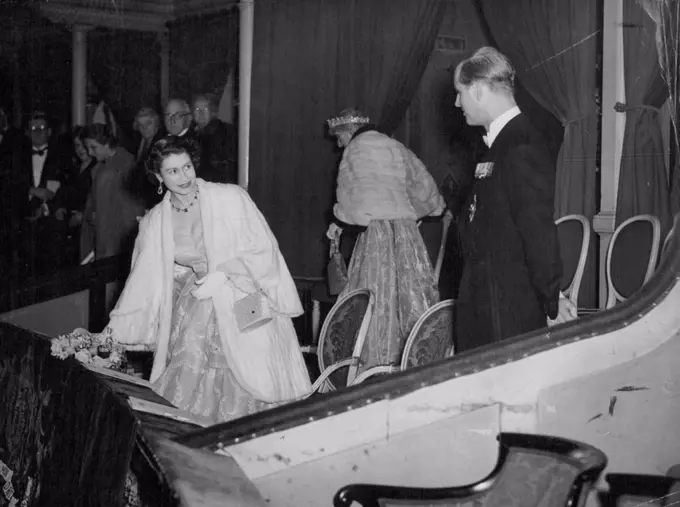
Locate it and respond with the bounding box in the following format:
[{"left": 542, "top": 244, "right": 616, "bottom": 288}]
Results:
[{"left": 468, "top": 194, "right": 477, "bottom": 222}]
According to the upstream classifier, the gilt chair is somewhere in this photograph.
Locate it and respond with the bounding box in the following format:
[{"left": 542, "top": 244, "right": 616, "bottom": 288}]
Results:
[
  {"left": 350, "top": 299, "right": 455, "bottom": 385},
  {"left": 605, "top": 214, "right": 661, "bottom": 309},
  {"left": 334, "top": 432, "right": 608, "bottom": 507},
  {"left": 555, "top": 214, "right": 591, "bottom": 309},
  {"left": 304, "top": 288, "right": 374, "bottom": 394}
]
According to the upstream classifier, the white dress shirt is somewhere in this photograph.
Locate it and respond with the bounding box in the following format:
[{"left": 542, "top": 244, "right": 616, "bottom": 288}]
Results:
[{"left": 32, "top": 144, "right": 48, "bottom": 188}]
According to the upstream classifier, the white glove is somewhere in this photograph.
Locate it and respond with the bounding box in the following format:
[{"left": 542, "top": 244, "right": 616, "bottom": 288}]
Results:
[
  {"left": 326, "top": 223, "right": 343, "bottom": 241},
  {"left": 547, "top": 292, "right": 578, "bottom": 326},
  {"left": 192, "top": 271, "right": 227, "bottom": 300}
]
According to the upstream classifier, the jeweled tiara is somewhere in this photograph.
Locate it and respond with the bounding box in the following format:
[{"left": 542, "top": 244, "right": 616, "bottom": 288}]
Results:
[{"left": 327, "top": 114, "right": 370, "bottom": 129}]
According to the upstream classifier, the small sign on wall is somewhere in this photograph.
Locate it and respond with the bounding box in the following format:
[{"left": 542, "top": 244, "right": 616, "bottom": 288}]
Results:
[{"left": 435, "top": 36, "right": 467, "bottom": 52}]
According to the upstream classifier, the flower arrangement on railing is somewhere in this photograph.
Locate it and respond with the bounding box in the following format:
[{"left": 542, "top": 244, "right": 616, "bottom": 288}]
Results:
[{"left": 50, "top": 327, "right": 126, "bottom": 371}]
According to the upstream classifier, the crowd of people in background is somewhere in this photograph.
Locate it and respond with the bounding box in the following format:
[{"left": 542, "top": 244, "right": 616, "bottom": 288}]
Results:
[{"left": 0, "top": 93, "right": 237, "bottom": 279}]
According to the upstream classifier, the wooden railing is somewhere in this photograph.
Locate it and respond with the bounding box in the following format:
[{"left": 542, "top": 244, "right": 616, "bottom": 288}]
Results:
[{"left": 0, "top": 255, "right": 322, "bottom": 343}]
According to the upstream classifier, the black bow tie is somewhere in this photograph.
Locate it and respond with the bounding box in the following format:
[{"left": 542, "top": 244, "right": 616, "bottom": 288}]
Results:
[{"left": 32, "top": 148, "right": 47, "bottom": 156}]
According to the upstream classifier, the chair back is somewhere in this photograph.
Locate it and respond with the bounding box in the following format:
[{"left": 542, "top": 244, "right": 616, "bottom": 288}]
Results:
[
  {"left": 606, "top": 214, "right": 661, "bottom": 309},
  {"left": 317, "top": 289, "right": 374, "bottom": 389},
  {"left": 555, "top": 214, "right": 590, "bottom": 308},
  {"left": 400, "top": 299, "right": 455, "bottom": 370},
  {"left": 662, "top": 229, "right": 673, "bottom": 261}
]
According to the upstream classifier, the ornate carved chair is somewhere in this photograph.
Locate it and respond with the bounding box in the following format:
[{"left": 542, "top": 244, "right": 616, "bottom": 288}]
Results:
[
  {"left": 605, "top": 214, "right": 661, "bottom": 309},
  {"left": 306, "top": 288, "right": 374, "bottom": 394},
  {"left": 350, "top": 299, "right": 455, "bottom": 385},
  {"left": 555, "top": 214, "right": 591, "bottom": 309},
  {"left": 334, "top": 432, "right": 608, "bottom": 507}
]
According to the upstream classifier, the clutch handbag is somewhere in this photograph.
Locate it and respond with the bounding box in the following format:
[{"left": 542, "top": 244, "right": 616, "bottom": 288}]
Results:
[
  {"left": 327, "top": 237, "right": 348, "bottom": 296},
  {"left": 230, "top": 261, "right": 273, "bottom": 333}
]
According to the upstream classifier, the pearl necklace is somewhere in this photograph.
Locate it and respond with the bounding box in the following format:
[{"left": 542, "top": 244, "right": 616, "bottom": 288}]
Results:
[{"left": 171, "top": 188, "right": 199, "bottom": 213}]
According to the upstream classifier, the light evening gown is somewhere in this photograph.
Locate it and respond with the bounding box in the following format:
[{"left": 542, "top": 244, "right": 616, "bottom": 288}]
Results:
[{"left": 152, "top": 214, "right": 270, "bottom": 425}]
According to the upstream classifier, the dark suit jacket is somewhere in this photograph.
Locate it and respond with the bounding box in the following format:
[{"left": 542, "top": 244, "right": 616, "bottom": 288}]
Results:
[
  {"left": 195, "top": 118, "right": 237, "bottom": 184},
  {"left": 456, "top": 113, "right": 561, "bottom": 352}
]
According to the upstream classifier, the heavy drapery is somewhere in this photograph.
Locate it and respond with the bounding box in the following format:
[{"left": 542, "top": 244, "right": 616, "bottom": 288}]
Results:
[
  {"left": 638, "top": 0, "right": 680, "bottom": 217},
  {"left": 88, "top": 29, "right": 161, "bottom": 125},
  {"left": 249, "top": 0, "right": 446, "bottom": 277},
  {"left": 480, "top": 0, "right": 599, "bottom": 219},
  {"left": 168, "top": 8, "right": 239, "bottom": 104},
  {"left": 616, "top": 0, "right": 671, "bottom": 234},
  {"left": 480, "top": 0, "right": 600, "bottom": 307}
]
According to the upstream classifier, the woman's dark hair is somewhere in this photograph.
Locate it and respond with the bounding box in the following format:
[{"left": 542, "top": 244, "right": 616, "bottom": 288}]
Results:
[
  {"left": 83, "top": 123, "right": 117, "bottom": 148},
  {"left": 72, "top": 125, "right": 88, "bottom": 143},
  {"left": 147, "top": 136, "right": 201, "bottom": 175}
]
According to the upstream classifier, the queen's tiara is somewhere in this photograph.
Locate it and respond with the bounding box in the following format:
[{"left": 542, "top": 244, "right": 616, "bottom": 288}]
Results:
[{"left": 327, "top": 114, "right": 370, "bottom": 129}]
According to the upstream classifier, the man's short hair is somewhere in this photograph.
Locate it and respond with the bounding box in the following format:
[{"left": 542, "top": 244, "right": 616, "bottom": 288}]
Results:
[
  {"left": 454, "top": 46, "right": 516, "bottom": 95},
  {"left": 28, "top": 110, "right": 49, "bottom": 127},
  {"left": 165, "top": 99, "right": 190, "bottom": 114}
]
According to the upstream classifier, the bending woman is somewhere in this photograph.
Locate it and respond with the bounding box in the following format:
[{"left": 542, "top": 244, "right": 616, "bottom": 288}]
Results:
[
  {"left": 104, "top": 137, "right": 311, "bottom": 424},
  {"left": 326, "top": 108, "right": 446, "bottom": 372}
]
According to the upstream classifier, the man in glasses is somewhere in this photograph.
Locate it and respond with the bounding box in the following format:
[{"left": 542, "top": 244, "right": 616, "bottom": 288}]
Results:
[{"left": 164, "top": 99, "right": 194, "bottom": 138}]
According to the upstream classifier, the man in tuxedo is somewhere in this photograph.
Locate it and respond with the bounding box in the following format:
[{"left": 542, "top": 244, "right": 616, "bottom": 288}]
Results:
[
  {"left": 12, "top": 111, "right": 69, "bottom": 274},
  {"left": 453, "top": 47, "right": 576, "bottom": 353},
  {"left": 192, "top": 93, "right": 237, "bottom": 183}
]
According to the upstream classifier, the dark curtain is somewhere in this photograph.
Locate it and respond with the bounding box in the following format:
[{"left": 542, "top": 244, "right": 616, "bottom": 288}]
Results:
[
  {"left": 615, "top": 0, "right": 671, "bottom": 234},
  {"left": 13, "top": 13, "right": 72, "bottom": 126},
  {"left": 480, "top": 0, "right": 599, "bottom": 219},
  {"left": 249, "top": 0, "right": 446, "bottom": 277},
  {"left": 479, "top": 0, "right": 600, "bottom": 307},
  {"left": 169, "top": 8, "right": 239, "bottom": 103},
  {"left": 638, "top": 0, "right": 680, "bottom": 217},
  {"left": 88, "top": 28, "right": 162, "bottom": 126}
]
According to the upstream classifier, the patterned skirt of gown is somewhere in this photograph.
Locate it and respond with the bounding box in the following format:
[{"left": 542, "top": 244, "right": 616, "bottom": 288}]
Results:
[
  {"left": 152, "top": 268, "right": 272, "bottom": 425},
  {"left": 340, "top": 219, "right": 440, "bottom": 372}
]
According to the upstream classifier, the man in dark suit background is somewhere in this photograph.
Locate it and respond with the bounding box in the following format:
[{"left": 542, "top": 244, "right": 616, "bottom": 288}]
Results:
[
  {"left": 11, "top": 111, "right": 70, "bottom": 275},
  {"left": 452, "top": 46, "right": 577, "bottom": 353},
  {"left": 192, "top": 93, "right": 237, "bottom": 184}
]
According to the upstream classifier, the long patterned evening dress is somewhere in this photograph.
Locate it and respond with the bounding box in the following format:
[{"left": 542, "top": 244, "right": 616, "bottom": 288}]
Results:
[{"left": 152, "top": 212, "right": 270, "bottom": 425}]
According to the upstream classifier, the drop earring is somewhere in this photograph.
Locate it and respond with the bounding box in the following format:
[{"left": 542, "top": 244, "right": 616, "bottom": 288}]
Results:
[{"left": 157, "top": 183, "right": 164, "bottom": 195}]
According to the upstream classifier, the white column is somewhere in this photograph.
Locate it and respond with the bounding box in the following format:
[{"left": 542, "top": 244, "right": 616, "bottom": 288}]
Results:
[
  {"left": 159, "top": 29, "right": 170, "bottom": 107},
  {"left": 238, "top": 0, "right": 254, "bottom": 189},
  {"left": 71, "top": 25, "right": 90, "bottom": 127},
  {"left": 218, "top": 68, "right": 235, "bottom": 124},
  {"left": 593, "top": 0, "right": 625, "bottom": 308}
]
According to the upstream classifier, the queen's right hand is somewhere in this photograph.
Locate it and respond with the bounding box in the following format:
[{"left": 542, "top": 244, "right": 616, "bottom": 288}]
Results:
[{"left": 326, "top": 223, "right": 343, "bottom": 241}]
